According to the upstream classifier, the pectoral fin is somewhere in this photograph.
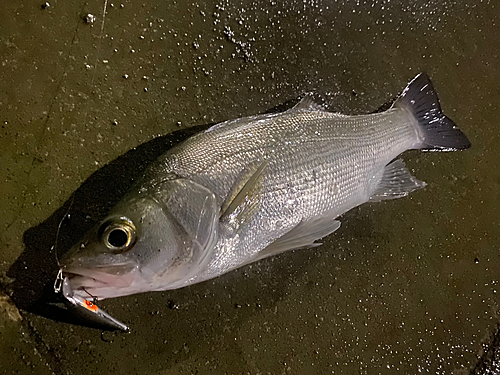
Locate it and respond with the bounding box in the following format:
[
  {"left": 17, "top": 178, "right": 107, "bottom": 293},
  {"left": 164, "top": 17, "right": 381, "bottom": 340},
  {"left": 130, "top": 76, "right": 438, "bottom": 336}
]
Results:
[
  {"left": 220, "top": 160, "right": 267, "bottom": 232},
  {"left": 247, "top": 216, "right": 341, "bottom": 264}
]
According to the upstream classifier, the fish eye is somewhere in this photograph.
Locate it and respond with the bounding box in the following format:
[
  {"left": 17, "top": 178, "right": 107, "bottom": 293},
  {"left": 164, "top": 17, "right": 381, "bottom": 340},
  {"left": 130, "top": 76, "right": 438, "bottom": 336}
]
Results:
[{"left": 99, "top": 218, "right": 137, "bottom": 253}]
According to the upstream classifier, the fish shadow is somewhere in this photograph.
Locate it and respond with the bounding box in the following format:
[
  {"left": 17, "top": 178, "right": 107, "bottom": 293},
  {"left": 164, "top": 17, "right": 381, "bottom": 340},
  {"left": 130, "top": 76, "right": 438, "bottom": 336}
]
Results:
[{"left": 5, "top": 124, "right": 206, "bottom": 328}]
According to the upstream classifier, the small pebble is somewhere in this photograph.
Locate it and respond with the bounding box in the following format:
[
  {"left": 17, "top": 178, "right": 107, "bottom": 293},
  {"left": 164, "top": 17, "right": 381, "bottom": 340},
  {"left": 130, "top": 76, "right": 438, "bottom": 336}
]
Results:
[{"left": 84, "top": 13, "right": 95, "bottom": 24}]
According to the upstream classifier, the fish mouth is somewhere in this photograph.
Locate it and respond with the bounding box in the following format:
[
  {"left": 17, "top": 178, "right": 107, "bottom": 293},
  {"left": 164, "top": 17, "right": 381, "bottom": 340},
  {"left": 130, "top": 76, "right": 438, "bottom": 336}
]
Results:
[{"left": 62, "top": 263, "right": 139, "bottom": 297}]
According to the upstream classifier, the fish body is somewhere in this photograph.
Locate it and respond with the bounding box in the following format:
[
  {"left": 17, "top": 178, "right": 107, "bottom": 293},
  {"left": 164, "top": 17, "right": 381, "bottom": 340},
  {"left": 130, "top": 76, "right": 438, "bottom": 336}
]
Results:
[{"left": 61, "top": 73, "right": 470, "bottom": 300}]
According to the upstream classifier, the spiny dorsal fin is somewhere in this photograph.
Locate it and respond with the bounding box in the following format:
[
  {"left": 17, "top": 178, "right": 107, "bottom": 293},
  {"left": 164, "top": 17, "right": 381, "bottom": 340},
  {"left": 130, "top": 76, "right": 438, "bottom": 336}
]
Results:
[{"left": 290, "top": 96, "right": 325, "bottom": 112}]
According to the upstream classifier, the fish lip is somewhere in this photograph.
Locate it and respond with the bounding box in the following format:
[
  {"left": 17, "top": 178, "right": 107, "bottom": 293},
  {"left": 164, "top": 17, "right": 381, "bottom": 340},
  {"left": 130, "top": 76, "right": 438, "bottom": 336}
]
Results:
[
  {"left": 63, "top": 270, "right": 109, "bottom": 289},
  {"left": 62, "top": 262, "right": 139, "bottom": 290}
]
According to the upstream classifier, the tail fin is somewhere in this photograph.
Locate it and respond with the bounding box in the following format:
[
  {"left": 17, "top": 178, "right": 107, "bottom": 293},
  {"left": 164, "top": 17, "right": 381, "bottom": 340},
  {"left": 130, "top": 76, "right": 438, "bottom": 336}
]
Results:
[{"left": 394, "top": 73, "right": 471, "bottom": 150}]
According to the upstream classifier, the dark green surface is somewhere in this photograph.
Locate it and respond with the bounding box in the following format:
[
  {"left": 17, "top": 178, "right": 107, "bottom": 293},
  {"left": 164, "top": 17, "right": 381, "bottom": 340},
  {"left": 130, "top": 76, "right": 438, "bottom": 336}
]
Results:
[{"left": 1, "top": 0, "right": 498, "bottom": 374}]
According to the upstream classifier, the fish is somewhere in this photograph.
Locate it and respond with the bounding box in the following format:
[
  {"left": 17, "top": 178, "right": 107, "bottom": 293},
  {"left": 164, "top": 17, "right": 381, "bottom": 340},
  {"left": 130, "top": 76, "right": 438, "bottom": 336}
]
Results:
[{"left": 59, "top": 73, "right": 470, "bottom": 302}]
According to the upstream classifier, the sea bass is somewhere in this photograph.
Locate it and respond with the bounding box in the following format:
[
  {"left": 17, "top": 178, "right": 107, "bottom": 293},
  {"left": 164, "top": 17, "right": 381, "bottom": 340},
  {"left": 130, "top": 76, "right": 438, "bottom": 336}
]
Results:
[{"left": 61, "top": 73, "right": 470, "bottom": 300}]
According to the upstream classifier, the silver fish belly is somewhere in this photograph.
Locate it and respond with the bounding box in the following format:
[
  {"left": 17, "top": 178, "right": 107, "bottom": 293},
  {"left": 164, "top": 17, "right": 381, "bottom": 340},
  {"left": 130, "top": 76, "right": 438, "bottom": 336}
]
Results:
[{"left": 60, "top": 73, "right": 470, "bottom": 301}]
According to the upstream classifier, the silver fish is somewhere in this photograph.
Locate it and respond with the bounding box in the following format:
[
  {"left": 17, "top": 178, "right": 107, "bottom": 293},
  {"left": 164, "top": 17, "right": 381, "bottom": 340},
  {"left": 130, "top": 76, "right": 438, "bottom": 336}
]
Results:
[{"left": 60, "top": 73, "right": 470, "bottom": 301}]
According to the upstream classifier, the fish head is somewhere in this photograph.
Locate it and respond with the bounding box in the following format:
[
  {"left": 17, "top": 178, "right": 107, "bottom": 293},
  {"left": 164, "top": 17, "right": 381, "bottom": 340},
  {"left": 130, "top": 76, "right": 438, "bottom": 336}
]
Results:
[{"left": 61, "top": 178, "right": 219, "bottom": 300}]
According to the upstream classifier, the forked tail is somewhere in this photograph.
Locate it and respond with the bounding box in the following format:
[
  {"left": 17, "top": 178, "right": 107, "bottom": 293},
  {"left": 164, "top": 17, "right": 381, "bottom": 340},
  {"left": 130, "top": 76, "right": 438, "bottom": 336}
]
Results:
[{"left": 394, "top": 73, "right": 471, "bottom": 150}]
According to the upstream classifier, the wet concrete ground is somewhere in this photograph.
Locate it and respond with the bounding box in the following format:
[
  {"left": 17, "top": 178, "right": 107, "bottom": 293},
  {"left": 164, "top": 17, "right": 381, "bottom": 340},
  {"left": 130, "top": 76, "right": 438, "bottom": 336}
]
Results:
[{"left": 1, "top": 0, "right": 498, "bottom": 374}]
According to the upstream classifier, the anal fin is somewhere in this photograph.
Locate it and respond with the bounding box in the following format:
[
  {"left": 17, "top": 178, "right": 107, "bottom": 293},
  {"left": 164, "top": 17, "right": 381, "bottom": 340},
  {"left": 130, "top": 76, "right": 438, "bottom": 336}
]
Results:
[{"left": 370, "top": 159, "right": 426, "bottom": 201}]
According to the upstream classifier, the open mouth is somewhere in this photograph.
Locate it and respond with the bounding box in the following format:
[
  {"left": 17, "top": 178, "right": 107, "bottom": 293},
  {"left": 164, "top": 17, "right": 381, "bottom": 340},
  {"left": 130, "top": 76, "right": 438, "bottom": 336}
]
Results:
[{"left": 63, "top": 263, "right": 138, "bottom": 292}]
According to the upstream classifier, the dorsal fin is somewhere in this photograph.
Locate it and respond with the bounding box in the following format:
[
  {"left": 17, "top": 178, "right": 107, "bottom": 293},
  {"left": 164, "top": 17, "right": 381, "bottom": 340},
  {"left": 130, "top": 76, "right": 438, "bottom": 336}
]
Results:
[{"left": 290, "top": 96, "right": 325, "bottom": 112}]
